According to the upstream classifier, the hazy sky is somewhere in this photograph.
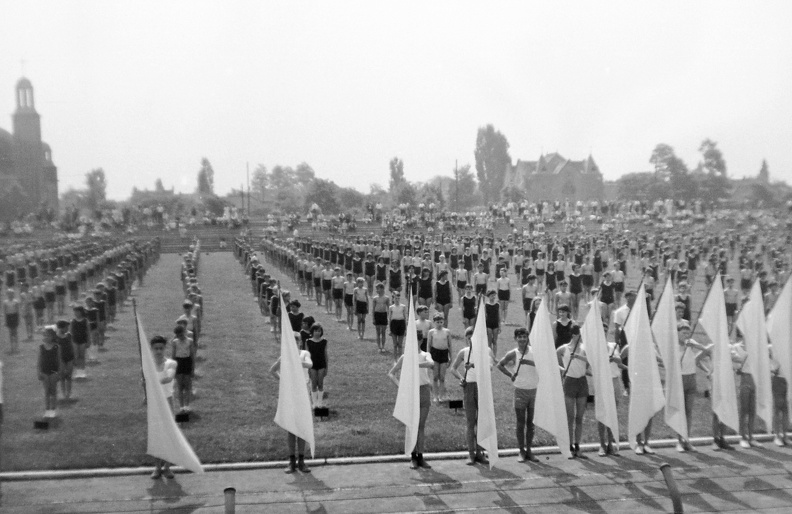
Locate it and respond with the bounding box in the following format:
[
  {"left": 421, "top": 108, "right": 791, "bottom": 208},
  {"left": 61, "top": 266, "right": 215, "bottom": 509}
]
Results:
[{"left": 1, "top": 1, "right": 790, "bottom": 200}]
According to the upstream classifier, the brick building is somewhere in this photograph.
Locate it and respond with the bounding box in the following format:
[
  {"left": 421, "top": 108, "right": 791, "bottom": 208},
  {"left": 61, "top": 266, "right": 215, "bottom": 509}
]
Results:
[{"left": 501, "top": 152, "right": 603, "bottom": 203}]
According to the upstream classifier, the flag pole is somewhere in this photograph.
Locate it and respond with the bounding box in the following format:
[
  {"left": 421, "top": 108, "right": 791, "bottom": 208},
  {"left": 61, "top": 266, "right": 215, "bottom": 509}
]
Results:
[{"left": 132, "top": 299, "right": 146, "bottom": 403}]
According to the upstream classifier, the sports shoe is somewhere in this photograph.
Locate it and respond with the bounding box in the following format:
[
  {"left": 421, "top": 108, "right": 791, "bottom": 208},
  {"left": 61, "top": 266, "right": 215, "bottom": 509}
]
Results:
[
  {"left": 684, "top": 441, "right": 696, "bottom": 452},
  {"left": 517, "top": 451, "right": 527, "bottom": 462},
  {"left": 417, "top": 454, "right": 432, "bottom": 469},
  {"left": 598, "top": 446, "right": 608, "bottom": 457},
  {"left": 739, "top": 438, "right": 751, "bottom": 449},
  {"left": 774, "top": 436, "right": 784, "bottom": 447},
  {"left": 162, "top": 468, "right": 175, "bottom": 479},
  {"left": 711, "top": 441, "right": 722, "bottom": 451},
  {"left": 525, "top": 451, "right": 539, "bottom": 462},
  {"left": 676, "top": 442, "right": 686, "bottom": 452},
  {"left": 475, "top": 453, "right": 489, "bottom": 465},
  {"left": 634, "top": 444, "right": 645, "bottom": 455},
  {"left": 151, "top": 469, "right": 162, "bottom": 479},
  {"left": 749, "top": 439, "right": 764, "bottom": 448},
  {"left": 643, "top": 444, "right": 656, "bottom": 455},
  {"left": 297, "top": 458, "right": 311, "bottom": 473}
]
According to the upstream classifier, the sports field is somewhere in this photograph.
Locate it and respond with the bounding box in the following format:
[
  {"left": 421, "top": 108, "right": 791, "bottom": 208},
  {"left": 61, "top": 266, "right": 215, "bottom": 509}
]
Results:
[{"left": 0, "top": 250, "right": 747, "bottom": 471}]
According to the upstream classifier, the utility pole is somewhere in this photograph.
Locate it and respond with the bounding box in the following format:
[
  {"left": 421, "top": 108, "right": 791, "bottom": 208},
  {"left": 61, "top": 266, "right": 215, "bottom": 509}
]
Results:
[
  {"left": 454, "top": 160, "right": 459, "bottom": 211},
  {"left": 246, "top": 162, "right": 250, "bottom": 214}
]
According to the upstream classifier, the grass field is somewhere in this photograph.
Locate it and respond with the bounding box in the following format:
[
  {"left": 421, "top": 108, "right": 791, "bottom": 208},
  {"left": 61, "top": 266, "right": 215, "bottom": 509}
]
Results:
[{"left": 0, "top": 250, "right": 755, "bottom": 471}]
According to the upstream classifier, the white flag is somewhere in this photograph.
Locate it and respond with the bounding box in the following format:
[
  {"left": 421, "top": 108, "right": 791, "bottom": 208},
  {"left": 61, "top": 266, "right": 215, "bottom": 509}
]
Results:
[
  {"left": 471, "top": 298, "right": 499, "bottom": 468},
  {"left": 768, "top": 275, "right": 792, "bottom": 418},
  {"left": 698, "top": 274, "right": 739, "bottom": 432},
  {"left": 393, "top": 296, "right": 420, "bottom": 455},
  {"left": 582, "top": 299, "right": 619, "bottom": 445},
  {"left": 651, "top": 276, "right": 687, "bottom": 439},
  {"left": 137, "top": 315, "right": 203, "bottom": 474},
  {"left": 627, "top": 284, "right": 665, "bottom": 450},
  {"left": 530, "top": 296, "right": 572, "bottom": 458},
  {"left": 274, "top": 293, "right": 316, "bottom": 457},
  {"left": 737, "top": 281, "right": 773, "bottom": 429}
]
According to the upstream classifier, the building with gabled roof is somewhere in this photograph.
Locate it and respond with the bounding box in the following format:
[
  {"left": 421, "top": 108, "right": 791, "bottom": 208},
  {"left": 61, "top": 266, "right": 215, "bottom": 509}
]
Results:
[{"left": 501, "top": 152, "right": 603, "bottom": 202}]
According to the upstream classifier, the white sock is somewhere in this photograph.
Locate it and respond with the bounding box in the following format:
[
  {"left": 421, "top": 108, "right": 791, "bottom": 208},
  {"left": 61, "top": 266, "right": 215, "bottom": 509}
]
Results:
[{"left": 318, "top": 390, "right": 324, "bottom": 407}]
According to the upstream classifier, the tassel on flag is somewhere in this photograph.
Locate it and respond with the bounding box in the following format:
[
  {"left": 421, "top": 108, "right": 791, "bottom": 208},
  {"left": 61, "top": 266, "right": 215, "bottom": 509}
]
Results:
[
  {"left": 651, "top": 276, "right": 688, "bottom": 440},
  {"left": 136, "top": 315, "right": 203, "bottom": 474},
  {"left": 470, "top": 297, "right": 499, "bottom": 468},
  {"left": 582, "top": 298, "right": 619, "bottom": 446},
  {"left": 736, "top": 281, "right": 774, "bottom": 429},
  {"left": 627, "top": 284, "right": 665, "bottom": 450},
  {"left": 768, "top": 275, "right": 792, "bottom": 419},
  {"left": 393, "top": 295, "right": 420, "bottom": 455},
  {"left": 274, "top": 293, "right": 316, "bottom": 457},
  {"left": 530, "top": 296, "right": 572, "bottom": 459},
  {"left": 698, "top": 273, "right": 739, "bottom": 432}
]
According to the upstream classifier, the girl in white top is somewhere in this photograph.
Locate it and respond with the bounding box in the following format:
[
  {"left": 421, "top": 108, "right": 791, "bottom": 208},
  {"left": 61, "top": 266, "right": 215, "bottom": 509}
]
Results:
[
  {"left": 150, "top": 335, "right": 177, "bottom": 479},
  {"left": 269, "top": 332, "right": 314, "bottom": 473},
  {"left": 557, "top": 326, "right": 590, "bottom": 457},
  {"left": 388, "top": 347, "right": 435, "bottom": 469}
]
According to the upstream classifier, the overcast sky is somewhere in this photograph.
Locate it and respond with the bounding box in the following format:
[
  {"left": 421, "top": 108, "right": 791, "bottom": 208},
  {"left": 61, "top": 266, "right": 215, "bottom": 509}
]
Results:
[{"left": 1, "top": 0, "right": 790, "bottom": 200}]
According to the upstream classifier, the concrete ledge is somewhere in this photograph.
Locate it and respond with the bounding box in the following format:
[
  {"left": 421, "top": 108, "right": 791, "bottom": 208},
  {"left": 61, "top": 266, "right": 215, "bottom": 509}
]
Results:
[{"left": 0, "top": 433, "right": 779, "bottom": 481}]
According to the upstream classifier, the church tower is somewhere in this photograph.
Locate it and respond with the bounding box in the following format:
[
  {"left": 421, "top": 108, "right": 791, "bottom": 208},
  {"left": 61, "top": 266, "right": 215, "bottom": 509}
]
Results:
[{"left": 12, "top": 77, "right": 47, "bottom": 210}]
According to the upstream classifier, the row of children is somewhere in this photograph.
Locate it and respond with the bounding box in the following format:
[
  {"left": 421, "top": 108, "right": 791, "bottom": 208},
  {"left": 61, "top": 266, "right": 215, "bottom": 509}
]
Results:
[{"left": 32, "top": 240, "right": 158, "bottom": 418}]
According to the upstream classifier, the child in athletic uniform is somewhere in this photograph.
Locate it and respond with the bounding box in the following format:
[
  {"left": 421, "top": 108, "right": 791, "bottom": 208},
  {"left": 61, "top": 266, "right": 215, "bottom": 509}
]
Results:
[
  {"left": 354, "top": 277, "right": 369, "bottom": 340},
  {"left": 461, "top": 284, "right": 477, "bottom": 329},
  {"left": 415, "top": 305, "right": 432, "bottom": 353},
  {"left": 484, "top": 290, "right": 501, "bottom": 356},
  {"left": 388, "top": 343, "right": 434, "bottom": 469},
  {"left": 372, "top": 283, "right": 390, "bottom": 352},
  {"left": 434, "top": 270, "right": 453, "bottom": 328},
  {"left": 38, "top": 327, "right": 61, "bottom": 418},
  {"left": 55, "top": 320, "right": 74, "bottom": 400},
  {"left": 3, "top": 288, "right": 20, "bottom": 353},
  {"left": 496, "top": 268, "right": 511, "bottom": 324},
  {"left": 343, "top": 272, "right": 356, "bottom": 331},
  {"left": 388, "top": 291, "right": 406, "bottom": 356},
  {"left": 150, "top": 335, "right": 178, "bottom": 479},
  {"left": 171, "top": 324, "right": 194, "bottom": 413},
  {"left": 270, "top": 331, "right": 313, "bottom": 473},
  {"left": 306, "top": 323, "right": 328, "bottom": 408},
  {"left": 427, "top": 313, "right": 452, "bottom": 402}
]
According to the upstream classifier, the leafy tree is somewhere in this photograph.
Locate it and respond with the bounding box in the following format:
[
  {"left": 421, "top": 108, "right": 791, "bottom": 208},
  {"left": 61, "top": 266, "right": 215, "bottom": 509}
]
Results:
[
  {"left": 251, "top": 164, "right": 268, "bottom": 201},
  {"left": 758, "top": 159, "right": 769, "bottom": 183},
  {"left": 750, "top": 182, "right": 775, "bottom": 206},
  {"left": 0, "top": 180, "right": 31, "bottom": 221},
  {"left": 474, "top": 125, "right": 511, "bottom": 204},
  {"left": 304, "top": 178, "right": 340, "bottom": 214},
  {"left": 295, "top": 162, "right": 316, "bottom": 186},
  {"left": 417, "top": 182, "right": 444, "bottom": 209},
  {"left": 197, "top": 158, "right": 215, "bottom": 195},
  {"left": 85, "top": 168, "right": 107, "bottom": 210},
  {"left": 338, "top": 187, "right": 365, "bottom": 210},
  {"left": 270, "top": 165, "right": 296, "bottom": 191},
  {"left": 394, "top": 182, "right": 417, "bottom": 206},
  {"left": 699, "top": 139, "right": 727, "bottom": 176},
  {"left": 451, "top": 164, "right": 479, "bottom": 210},
  {"left": 202, "top": 195, "right": 226, "bottom": 216},
  {"left": 649, "top": 143, "right": 688, "bottom": 178},
  {"left": 502, "top": 185, "right": 525, "bottom": 203},
  {"left": 154, "top": 178, "right": 165, "bottom": 192},
  {"left": 616, "top": 172, "right": 670, "bottom": 202},
  {"left": 389, "top": 157, "right": 405, "bottom": 191}
]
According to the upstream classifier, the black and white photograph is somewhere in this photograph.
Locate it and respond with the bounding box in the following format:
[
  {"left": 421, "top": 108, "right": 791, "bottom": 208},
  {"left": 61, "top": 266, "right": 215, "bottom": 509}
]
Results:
[{"left": 1, "top": 1, "right": 792, "bottom": 512}]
